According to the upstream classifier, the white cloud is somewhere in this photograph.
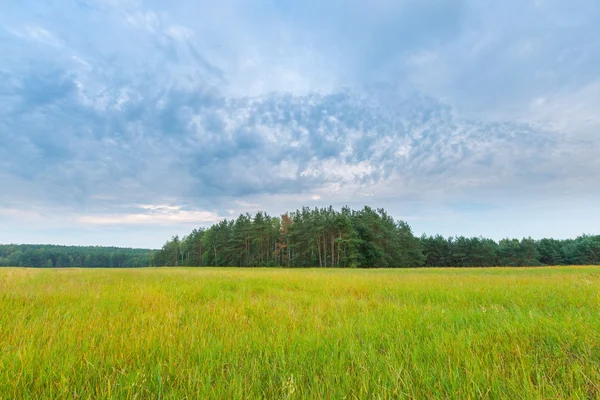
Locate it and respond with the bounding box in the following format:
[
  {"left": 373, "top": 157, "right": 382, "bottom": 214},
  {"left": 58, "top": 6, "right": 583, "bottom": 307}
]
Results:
[
  {"left": 233, "top": 200, "right": 261, "bottom": 209},
  {"left": 78, "top": 206, "right": 222, "bottom": 226},
  {"left": 124, "top": 11, "right": 161, "bottom": 33},
  {"left": 523, "top": 81, "right": 600, "bottom": 139},
  {"left": 6, "top": 24, "right": 62, "bottom": 47},
  {"left": 1, "top": 0, "right": 599, "bottom": 247}
]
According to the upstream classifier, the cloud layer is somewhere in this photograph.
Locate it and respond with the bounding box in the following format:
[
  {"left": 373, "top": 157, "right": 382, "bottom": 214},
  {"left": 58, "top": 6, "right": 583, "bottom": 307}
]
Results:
[{"left": 1, "top": 0, "right": 599, "bottom": 247}]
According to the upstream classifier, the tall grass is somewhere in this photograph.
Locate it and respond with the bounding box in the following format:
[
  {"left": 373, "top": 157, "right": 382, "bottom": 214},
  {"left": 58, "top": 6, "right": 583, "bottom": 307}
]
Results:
[{"left": 1, "top": 267, "right": 599, "bottom": 399}]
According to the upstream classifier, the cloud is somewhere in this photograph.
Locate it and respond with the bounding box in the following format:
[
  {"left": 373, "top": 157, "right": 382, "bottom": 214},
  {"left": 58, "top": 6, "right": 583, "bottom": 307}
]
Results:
[
  {"left": 78, "top": 205, "right": 222, "bottom": 226},
  {"left": 5, "top": 24, "right": 63, "bottom": 47},
  {"left": 0, "top": 0, "right": 599, "bottom": 247},
  {"left": 397, "top": 0, "right": 600, "bottom": 118}
]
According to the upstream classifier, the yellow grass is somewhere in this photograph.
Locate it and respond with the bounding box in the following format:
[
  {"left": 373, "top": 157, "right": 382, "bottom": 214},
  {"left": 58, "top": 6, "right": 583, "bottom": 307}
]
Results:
[{"left": 1, "top": 266, "right": 599, "bottom": 399}]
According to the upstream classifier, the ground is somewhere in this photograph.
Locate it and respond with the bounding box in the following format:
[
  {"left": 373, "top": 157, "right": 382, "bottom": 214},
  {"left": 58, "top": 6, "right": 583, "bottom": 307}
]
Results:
[{"left": 1, "top": 267, "right": 599, "bottom": 398}]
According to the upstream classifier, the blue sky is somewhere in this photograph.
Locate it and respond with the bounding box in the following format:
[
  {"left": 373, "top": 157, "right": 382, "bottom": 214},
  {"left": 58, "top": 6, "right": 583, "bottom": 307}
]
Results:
[{"left": 1, "top": 0, "right": 599, "bottom": 248}]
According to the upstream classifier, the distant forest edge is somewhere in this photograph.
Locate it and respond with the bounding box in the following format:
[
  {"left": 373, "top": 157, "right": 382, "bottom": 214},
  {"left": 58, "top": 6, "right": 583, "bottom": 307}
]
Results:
[
  {"left": 0, "top": 245, "right": 151, "bottom": 268},
  {"left": 1, "top": 206, "right": 599, "bottom": 268}
]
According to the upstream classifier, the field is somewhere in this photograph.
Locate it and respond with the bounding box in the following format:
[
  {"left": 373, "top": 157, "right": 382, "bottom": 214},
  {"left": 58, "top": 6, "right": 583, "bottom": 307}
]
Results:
[{"left": 1, "top": 267, "right": 600, "bottom": 399}]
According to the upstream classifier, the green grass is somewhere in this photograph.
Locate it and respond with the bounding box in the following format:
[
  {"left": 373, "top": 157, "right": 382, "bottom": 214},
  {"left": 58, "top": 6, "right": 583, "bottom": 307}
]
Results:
[{"left": 1, "top": 267, "right": 600, "bottom": 399}]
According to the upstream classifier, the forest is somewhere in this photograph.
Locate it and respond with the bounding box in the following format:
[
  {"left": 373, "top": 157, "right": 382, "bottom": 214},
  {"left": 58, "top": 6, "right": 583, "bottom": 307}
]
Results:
[
  {"left": 1, "top": 206, "right": 599, "bottom": 268},
  {"left": 154, "top": 206, "right": 600, "bottom": 267},
  {"left": 0, "top": 245, "right": 150, "bottom": 268}
]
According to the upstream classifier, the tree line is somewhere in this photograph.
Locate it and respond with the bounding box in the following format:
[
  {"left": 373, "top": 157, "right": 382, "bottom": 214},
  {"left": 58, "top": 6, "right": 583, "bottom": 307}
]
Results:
[
  {"left": 155, "top": 206, "right": 600, "bottom": 268},
  {"left": 2, "top": 206, "right": 599, "bottom": 268},
  {"left": 154, "top": 206, "right": 423, "bottom": 268},
  {"left": 420, "top": 235, "right": 600, "bottom": 267},
  {"left": 0, "top": 245, "right": 151, "bottom": 268}
]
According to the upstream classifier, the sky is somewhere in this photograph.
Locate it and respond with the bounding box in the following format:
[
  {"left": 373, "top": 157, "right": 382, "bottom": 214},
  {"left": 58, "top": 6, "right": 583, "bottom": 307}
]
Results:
[{"left": 1, "top": 0, "right": 599, "bottom": 248}]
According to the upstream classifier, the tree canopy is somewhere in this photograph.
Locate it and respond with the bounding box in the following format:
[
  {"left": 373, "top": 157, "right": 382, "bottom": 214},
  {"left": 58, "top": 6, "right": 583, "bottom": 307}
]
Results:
[
  {"left": 0, "top": 245, "right": 151, "bottom": 268},
  {"left": 154, "top": 206, "right": 600, "bottom": 268},
  {"left": 2, "top": 206, "right": 599, "bottom": 268}
]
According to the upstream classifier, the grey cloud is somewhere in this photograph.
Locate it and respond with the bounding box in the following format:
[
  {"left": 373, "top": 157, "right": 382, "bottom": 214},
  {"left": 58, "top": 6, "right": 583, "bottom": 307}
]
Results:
[
  {"left": 0, "top": 44, "right": 589, "bottom": 217},
  {"left": 0, "top": 0, "right": 598, "bottom": 230},
  {"left": 399, "top": 0, "right": 600, "bottom": 118}
]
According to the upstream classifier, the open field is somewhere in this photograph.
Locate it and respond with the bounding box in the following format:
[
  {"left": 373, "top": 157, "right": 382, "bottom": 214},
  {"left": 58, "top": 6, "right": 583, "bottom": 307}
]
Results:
[{"left": 1, "top": 267, "right": 600, "bottom": 399}]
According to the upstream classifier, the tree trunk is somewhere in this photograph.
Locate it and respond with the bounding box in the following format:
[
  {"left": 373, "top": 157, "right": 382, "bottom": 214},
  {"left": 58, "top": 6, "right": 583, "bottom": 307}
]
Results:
[
  {"left": 324, "top": 234, "right": 328, "bottom": 267},
  {"left": 337, "top": 233, "right": 342, "bottom": 267},
  {"left": 331, "top": 232, "right": 335, "bottom": 267},
  {"left": 317, "top": 235, "right": 322, "bottom": 267}
]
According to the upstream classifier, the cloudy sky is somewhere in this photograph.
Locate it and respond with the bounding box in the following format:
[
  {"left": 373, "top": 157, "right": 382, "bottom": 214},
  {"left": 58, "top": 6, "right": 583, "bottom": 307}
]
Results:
[{"left": 1, "top": 0, "right": 599, "bottom": 248}]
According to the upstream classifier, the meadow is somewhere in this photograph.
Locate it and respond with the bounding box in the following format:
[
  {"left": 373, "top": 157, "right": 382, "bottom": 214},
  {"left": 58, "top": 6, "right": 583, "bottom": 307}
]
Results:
[{"left": 1, "top": 267, "right": 599, "bottom": 399}]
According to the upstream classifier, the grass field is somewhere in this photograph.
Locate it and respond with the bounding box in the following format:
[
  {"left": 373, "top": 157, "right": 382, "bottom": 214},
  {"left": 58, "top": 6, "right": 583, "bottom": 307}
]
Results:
[{"left": 1, "top": 267, "right": 599, "bottom": 399}]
